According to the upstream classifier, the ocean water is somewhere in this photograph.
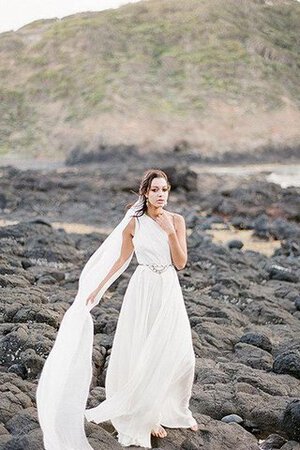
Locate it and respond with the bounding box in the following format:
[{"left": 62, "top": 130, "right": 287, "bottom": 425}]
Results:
[
  {"left": 192, "top": 163, "right": 300, "bottom": 188},
  {"left": 266, "top": 165, "right": 300, "bottom": 188}
]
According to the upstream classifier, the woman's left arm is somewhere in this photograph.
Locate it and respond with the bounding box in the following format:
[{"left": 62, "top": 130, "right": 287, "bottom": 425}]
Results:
[{"left": 167, "top": 214, "right": 187, "bottom": 270}]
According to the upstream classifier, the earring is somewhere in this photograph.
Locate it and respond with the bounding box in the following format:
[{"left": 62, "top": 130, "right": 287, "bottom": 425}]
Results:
[{"left": 145, "top": 197, "right": 149, "bottom": 205}]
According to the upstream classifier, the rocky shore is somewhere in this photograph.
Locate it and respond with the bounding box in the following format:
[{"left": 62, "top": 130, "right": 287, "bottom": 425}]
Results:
[{"left": 0, "top": 156, "right": 299, "bottom": 450}]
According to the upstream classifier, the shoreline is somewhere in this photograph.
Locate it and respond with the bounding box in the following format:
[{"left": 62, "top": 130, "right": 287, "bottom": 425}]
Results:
[{"left": 0, "top": 155, "right": 299, "bottom": 189}]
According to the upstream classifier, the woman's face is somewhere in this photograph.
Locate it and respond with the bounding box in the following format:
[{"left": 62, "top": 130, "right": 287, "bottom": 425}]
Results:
[{"left": 146, "top": 177, "right": 169, "bottom": 207}]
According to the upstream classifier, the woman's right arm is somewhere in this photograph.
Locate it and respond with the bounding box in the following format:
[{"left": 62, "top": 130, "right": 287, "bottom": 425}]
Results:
[{"left": 86, "top": 217, "right": 135, "bottom": 305}]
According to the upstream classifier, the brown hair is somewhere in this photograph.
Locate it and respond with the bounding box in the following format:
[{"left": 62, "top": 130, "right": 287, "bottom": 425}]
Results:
[{"left": 126, "top": 169, "right": 171, "bottom": 217}]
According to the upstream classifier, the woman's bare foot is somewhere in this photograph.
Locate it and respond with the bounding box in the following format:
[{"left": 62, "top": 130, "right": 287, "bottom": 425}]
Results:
[
  {"left": 151, "top": 424, "right": 168, "bottom": 438},
  {"left": 190, "top": 423, "right": 199, "bottom": 431}
]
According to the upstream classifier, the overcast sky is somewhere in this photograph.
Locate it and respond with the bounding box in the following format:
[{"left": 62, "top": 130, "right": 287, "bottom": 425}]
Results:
[{"left": 0, "top": 0, "right": 142, "bottom": 33}]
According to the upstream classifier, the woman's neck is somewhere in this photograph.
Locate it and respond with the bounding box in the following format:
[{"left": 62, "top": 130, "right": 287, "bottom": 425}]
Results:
[{"left": 146, "top": 206, "right": 163, "bottom": 218}]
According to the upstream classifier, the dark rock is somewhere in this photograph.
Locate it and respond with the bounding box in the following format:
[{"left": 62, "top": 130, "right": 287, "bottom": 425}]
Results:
[
  {"left": 273, "top": 351, "right": 300, "bottom": 379},
  {"left": 20, "top": 349, "right": 45, "bottom": 380},
  {"left": 162, "top": 165, "right": 198, "bottom": 191},
  {"left": 270, "top": 218, "right": 300, "bottom": 241},
  {"left": 0, "top": 193, "right": 7, "bottom": 210},
  {"left": 227, "top": 239, "right": 244, "bottom": 250},
  {"left": 268, "top": 265, "right": 298, "bottom": 283},
  {"left": 8, "top": 364, "right": 27, "bottom": 378},
  {"left": 274, "top": 239, "right": 300, "bottom": 257},
  {"left": 231, "top": 216, "right": 254, "bottom": 230},
  {"left": 239, "top": 332, "right": 272, "bottom": 353},
  {"left": 281, "top": 399, "right": 300, "bottom": 442},
  {"left": 295, "top": 297, "right": 300, "bottom": 311},
  {"left": 26, "top": 218, "right": 52, "bottom": 228},
  {"left": 259, "top": 433, "right": 287, "bottom": 449},
  {"left": 187, "top": 227, "right": 208, "bottom": 249},
  {"left": 5, "top": 407, "right": 39, "bottom": 436},
  {"left": 2, "top": 428, "right": 47, "bottom": 450},
  {"left": 253, "top": 214, "right": 270, "bottom": 239}
]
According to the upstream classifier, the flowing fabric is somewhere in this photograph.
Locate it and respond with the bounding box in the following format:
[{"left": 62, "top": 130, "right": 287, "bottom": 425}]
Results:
[
  {"left": 36, "top": 196, "right": 144, "bottom": 450},
  {"left": 36, "top": 197, "right": 197, "bottom": 449}
]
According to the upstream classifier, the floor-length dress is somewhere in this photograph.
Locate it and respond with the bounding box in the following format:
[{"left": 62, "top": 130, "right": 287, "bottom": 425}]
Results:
[{"left": 84, "top": 213, "right": 197, "bottom": 448}]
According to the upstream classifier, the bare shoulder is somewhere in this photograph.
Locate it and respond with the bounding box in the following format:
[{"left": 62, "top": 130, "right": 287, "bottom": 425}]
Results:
[
  {"left": 123, "top": 216, "right": 136, "bottom": 237},
  {"left": 165, "top": 211, "right": 185, "bottom": 229}
]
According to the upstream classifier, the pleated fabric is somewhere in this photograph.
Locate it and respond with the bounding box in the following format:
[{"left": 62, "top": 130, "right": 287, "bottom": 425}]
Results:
[{"left": 84, "top": 213, "right": 197, "bottom": 448}]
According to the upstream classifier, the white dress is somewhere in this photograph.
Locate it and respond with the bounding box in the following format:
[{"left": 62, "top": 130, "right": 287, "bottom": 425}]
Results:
[{"left": 84, "top": 213, "right": 197, "bottom": 448}]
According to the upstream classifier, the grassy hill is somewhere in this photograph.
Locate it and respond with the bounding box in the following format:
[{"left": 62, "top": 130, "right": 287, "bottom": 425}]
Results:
[{"left": 0, "top": 0, "right": 299, "bottom": 160}]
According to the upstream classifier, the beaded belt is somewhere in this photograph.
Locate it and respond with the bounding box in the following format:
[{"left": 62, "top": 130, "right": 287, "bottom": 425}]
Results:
[{"left": 138, "top": 263, "right": 173, "bottom": 274}]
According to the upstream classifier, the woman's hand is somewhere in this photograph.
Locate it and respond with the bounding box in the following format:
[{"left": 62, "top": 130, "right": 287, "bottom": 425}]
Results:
[
  {"left": 86, "top": 287, "right": 101, "bottom": 305},
  {"left": 155, "top": 211, "right": 176, "bottom": 236}
]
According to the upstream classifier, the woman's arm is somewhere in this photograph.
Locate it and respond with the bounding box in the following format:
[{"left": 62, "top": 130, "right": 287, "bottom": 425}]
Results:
[
  {"left": 86, "top": 217, "right": 135, "bottom": 304},
  {"left": 167, "top": 214, "right": 187, "bottom": 270}
]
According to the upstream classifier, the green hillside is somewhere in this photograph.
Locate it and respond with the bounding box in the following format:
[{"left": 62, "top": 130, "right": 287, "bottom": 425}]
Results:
[{"left": 0, "top": 0, "right": 299, "bottom": 159}]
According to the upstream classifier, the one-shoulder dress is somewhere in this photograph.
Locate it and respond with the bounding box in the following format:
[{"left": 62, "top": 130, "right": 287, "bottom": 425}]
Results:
[{"left": 84, "top": 212, "right": 197, "bottom": 448}]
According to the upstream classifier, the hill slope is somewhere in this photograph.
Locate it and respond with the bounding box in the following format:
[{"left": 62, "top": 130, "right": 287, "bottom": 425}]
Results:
[{"left": 0, "top": 0, "right": 299, "bottom": 160}]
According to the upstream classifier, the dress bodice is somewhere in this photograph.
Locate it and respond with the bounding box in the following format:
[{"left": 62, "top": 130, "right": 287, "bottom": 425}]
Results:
[{"left": 132, "top": 214, "right": 173, "bottom": 266}]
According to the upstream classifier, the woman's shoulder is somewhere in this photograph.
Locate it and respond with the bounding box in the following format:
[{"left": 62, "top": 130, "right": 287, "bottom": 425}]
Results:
[
  {"left": 165, "top": 211, "right": 185, "bottom": 228},
  {"left": 165, "top": 211, "right": 184, "bottom": 220},
  {"left": 123, "top": 216, "right": 136, "bottom": 236}
]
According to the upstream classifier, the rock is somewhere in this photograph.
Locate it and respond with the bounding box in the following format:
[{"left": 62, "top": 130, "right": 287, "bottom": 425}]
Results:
[
  {"left": 221, "top": 413, "right": 244, "bottom": 424},
  {"left": 295, "top": 297, "right": 300, "bottom": 311},
  {"left": 3, "top": 428, "right": 53, "bottom": 450},
  {"left": 26, "top": 218, "right": 53, "bottom": 228},
  {"left": 273, "top": 351, "right": 300, "bottom": 379},
  {"left": 0, "top": 192, "right": 7, "bottom": 210},
  {"left": 270, "top": 218, "right": 300, "bottom": 241},
  {"left": 0, "top": 435, "right": 11, "bottom": 448},
  {"left": 195, "top": 215, "right": 226, "bottom": 230},
  {"left": 280, "top": 441, "right": 300, "bottom": 450},
  {"left": 0, "top": 331, "right": 28, "bottom": 367},
  {"left": 239, "top": 332, "right": 272, "bottom": 353},
  {"left": 227, "top": 239, "right": 244, "bottom": 250},
  {"left": 5, "top": 406, "right": 39, "bottom": 437},
  {"left": 268, "top": 265, "right": 298, "bottom": 283},
  {"left": 19, "top": 349, "right": 44, "bottom": 380},
  {"left": 161, "top": 165, "right": 198, "bottom": 191},
  {"left": 187, "top": 226, "right": 208, "bottom": 249},
  {"left": 160, "top": 413, "right": 260, "bottom": 450},
  {"left": 0, "top": 374, "right": 33, "bottom": 423},
  {"left": 233, "top": 342, "right": 273, "bottom": 371},
  {"left": 8, "top": 364, "right": 27, "bottom": 378},
  {"left": 281, "top": 399, "right": 300, "bottom": 442},
  {"left": 253, "top": 214, "right": 270, "bottom": 239},
  {"left": 231, "top": 216, "right": 254, "bottom": 230},
  {"left": 259, "top": 433, "right": 287, "bottom": 449},
  {"left": 274, "top": 239, "right": 300, "bottom": 257},
  {"left": 192, "top": 359, "right": 300, "bottom": 437}
]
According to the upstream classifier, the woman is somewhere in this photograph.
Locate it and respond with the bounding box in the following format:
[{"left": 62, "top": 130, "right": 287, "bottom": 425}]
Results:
[{"left": 36, "top": 169, "right": 198, "bottom": 449}]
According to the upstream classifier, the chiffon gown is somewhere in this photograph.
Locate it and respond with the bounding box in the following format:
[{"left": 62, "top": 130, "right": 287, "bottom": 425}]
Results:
[{"left": 84, "top": 213, "right": 197, "bottom": 448}]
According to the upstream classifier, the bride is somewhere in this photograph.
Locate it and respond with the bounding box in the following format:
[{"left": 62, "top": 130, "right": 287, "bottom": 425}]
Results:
[{"left": 36, "top": 168, "right": 198, "bottom": 449}]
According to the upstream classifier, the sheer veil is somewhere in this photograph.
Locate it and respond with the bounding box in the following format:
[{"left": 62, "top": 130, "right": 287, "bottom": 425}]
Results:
[{"left": 36, "top": 195, "right": 144, "bottom": 450}]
